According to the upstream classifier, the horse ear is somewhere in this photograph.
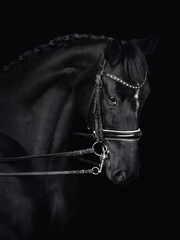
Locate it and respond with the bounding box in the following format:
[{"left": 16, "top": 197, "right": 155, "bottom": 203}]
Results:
[
  {"left": 104, "top": 39, "right": 123, "bottom": 66},
  {"left": 130, "top": 31, "right": 161, "bottom": 56}
]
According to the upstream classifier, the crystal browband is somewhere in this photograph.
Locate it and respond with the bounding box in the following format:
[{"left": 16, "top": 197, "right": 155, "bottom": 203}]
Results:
[{"left": 104, "top": 72, "right": 147, "bottom": 89}]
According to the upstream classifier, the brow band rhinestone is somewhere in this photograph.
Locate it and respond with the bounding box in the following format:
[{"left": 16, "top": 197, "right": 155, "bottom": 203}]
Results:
[{"left": 104, "top": 72, "right": 147, "bottom": 89}]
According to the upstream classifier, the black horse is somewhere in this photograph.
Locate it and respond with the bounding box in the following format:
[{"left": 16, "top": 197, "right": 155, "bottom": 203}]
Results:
[{"left": 0, "top": 33, "right": 159, "bottom": 239}]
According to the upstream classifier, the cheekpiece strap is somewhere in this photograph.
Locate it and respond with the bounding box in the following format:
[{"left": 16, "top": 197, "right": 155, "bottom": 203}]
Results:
[{"left": 93, "top": 60, "right": 106, "bottom": 143}]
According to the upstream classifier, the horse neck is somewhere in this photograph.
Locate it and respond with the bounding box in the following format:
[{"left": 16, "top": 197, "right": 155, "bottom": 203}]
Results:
[
  {"left": 49, "top": 89, "right": 77, "bottom": 154},
  {"left": 0, "top": 41, "right": 106, "bottom": 156}
]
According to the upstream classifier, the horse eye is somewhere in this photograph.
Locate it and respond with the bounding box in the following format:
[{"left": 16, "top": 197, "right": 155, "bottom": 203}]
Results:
[{"left": 107, "top": 96, "right": 117, "bottom": 105}]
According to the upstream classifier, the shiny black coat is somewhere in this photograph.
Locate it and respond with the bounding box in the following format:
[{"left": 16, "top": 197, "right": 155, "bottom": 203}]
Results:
[{"left": 0, "top": 33, "right": 159, "bottom": 239}]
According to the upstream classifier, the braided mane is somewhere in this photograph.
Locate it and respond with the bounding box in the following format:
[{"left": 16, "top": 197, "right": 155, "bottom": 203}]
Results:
[{"left": 1, "top": 33, "right": 111, "bottom": 74}]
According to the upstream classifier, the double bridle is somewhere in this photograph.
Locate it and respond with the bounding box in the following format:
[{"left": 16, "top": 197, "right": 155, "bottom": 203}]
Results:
[
  {"left": 92, "top": 60, "right": 145, "bottom": 146},
  {"left": 0, "top": 58, "right": 147, "bottom": 177}
]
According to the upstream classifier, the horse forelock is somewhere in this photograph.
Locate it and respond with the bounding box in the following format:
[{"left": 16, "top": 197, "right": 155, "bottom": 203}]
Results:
[{"left": 123, "top": 41, "right": 149, "bottom": 84}]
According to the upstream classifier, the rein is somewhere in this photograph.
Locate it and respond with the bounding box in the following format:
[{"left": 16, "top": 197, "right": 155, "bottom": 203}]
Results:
[
  {"left": 0, "top": 56, "right": 147, "bottom": 177},
  {"left": 0, "top": 145, "right": 106, "bottom": 176}
]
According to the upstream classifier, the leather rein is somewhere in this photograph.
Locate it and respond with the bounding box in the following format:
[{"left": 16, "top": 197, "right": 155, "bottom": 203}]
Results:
[{"left": 0, "top": 59, "right": 146, "bottom": 177}]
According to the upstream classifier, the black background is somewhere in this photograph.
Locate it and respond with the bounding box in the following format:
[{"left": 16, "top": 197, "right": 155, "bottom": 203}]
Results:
[{"left": 0, "top": 2, "right": 176, "bottom": 239}]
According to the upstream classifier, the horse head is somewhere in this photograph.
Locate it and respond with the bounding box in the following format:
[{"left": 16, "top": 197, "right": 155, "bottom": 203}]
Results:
[{"left": 76, "top": 33, "right": 160, "bottom": 184}]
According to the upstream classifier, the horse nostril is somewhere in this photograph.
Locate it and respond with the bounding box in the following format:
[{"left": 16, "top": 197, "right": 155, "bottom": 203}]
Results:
[{"left": 114, "top": 170, "right": 127, "bottom": 182}]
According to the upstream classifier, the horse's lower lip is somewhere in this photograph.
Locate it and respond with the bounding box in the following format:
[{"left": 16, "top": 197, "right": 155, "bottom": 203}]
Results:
[{"left": 111, "top": 179, "right": 129, "bottom": 185}]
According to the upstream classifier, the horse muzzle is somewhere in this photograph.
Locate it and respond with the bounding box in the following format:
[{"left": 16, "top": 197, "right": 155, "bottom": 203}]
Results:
[{"left": 102, "top": 128, "right": 142, "bottom": 184}]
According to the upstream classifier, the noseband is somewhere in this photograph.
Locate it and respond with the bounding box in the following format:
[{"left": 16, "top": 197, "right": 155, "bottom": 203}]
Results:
[
  {"left": 96, "top": 128, "right": 142, "bottom": 142},
  {"left": 0, "top": 57, "right": 147, "bottom": 176}
]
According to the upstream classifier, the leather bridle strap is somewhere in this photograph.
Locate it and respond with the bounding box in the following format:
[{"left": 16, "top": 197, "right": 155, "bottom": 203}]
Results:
[
  {"left": 103, "top": 128, "right": 142, "bottom": 141},
  {"left": 0, "top": 147, "right": 101, "bottom": 176},
  {"left": 93, "top": 60, "right": 106, "bottom": 144},
  {"left": 0, "top": 169, "right": 94, "bottom": 176},
  {"left": 0, "top": 148, "right": 94, "bottom": 162},
  {"left": 75, "top": 128, "right": 142, "bottom": 142}
]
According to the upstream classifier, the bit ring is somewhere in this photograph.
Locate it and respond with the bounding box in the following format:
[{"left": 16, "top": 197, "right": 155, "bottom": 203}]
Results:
[
  {"left": 92, "top": 142, "right": 102, "bottom": 157},
  {"left": 92, "top": 167, "right": 100, "bottom": 175}
]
